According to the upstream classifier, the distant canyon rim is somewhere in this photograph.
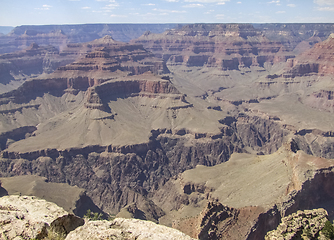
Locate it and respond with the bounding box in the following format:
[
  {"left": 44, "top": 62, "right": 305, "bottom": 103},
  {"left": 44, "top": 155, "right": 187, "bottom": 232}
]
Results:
[{"left": 0, "top": 23, "right": 334, "bottom": 240}]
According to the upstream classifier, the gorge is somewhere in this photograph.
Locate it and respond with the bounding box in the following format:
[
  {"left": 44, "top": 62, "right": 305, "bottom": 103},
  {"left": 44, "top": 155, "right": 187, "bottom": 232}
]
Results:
[{"left": 0, "top": 23, "right": 334, "bottom": 240}]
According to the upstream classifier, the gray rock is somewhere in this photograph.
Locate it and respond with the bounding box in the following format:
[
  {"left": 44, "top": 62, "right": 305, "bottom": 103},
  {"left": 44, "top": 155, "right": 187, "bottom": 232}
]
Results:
[
  {"left": 65, "top": 218, "right": 196, "bottom": 240},
  {"left": 0, "top": 195, "right": 84, "bottom": 240}
]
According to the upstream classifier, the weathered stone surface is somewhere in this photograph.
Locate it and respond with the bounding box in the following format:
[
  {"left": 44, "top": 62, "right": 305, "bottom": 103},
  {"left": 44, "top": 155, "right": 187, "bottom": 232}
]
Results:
[
  {"left": 65, "top": 218, "right": 196, "bottom": 240},
  {"left": 265, "top": 209, "right": 329, "bottom": 240},
  {"left": 0, "top": 195, "right": 84, "bottom": 239}
]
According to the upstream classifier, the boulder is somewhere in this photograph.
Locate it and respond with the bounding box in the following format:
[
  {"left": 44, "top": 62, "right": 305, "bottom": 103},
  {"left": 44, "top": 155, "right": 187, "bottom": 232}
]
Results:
[
  {"left": 0, "top": 195, "right": 84, "bottom": 240},
  {"left": 65, "top": 218, "right": 195, "bottom": 240}
]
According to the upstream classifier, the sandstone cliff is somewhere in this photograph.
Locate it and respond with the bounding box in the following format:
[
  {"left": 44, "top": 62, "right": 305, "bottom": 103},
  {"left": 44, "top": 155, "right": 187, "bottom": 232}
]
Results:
[{"left": 132, "top": 24, "right": 294, "bottom": 70}]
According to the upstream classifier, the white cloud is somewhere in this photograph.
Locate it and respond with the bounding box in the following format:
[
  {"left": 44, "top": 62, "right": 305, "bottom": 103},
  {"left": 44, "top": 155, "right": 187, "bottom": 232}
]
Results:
[
  {"left": 183, "top": 3, "right": 204, "bottom": 7},
  {"left": 82, "top": 6, "right": 91, "bottom": 9},
  {"left": 69, "top": 0, "right": 80, "bottom": 1},
  {"left": 204, "top": 9, "right": 215, "bottom": 14},
  {"left": 216, "top": 14, "right": 224, "bottom": 19},
  {"left": 317, "top": 6, "right": 334, "bottom": 10},
  {"left": 153, "top": 8, "right": 187, "bottom": 13},
  {"left": 268, "top": 0, "right": 280, "bottom": 5},
  {"left": 314, "top": 0, "right": 334, "bottom": 5},
  {"left": 184, "top": 0, "right": 230, "bottom": 2},
  {"left": 110, "top": 14, "right": 127, "bottom": 17},
  {"left": 35, "top": 4, "right": 52, "bottom": 10},
  {"left": 142, "top": 3, "right": 155, "bottom": 6},
  {"left": 165, "top": 0, "right": 179, "bottom": 2},
  {"left": 102, "top": 3, "right": 119, "bottom": 9},
  {"left": 276, "top": 10, "right": 286, "bottom": 13},
  {"left": 287, "top": 4, "right": 296, "bottom": 7},
  {"left": 237, "top": 1, "right": 242, "bottom": 3}
]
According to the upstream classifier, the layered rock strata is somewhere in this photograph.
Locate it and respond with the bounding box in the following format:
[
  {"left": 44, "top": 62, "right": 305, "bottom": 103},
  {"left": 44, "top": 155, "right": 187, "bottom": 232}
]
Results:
[
  {"left": 0, "top": 24, "right": 179, "bottom": 54},
  {"left": 132, "top": 24, "right": 294, "bottom": 70},
  {"left": 153, "top": 143, "right": 334, "bottom": 239}
]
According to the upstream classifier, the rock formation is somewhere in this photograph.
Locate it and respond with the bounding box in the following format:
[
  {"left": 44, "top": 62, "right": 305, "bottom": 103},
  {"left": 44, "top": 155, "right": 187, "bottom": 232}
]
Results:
[
  {"left": 66, "top": 218, "right": 196, "bottom": 240},
  {"left": 0, "top": 24, "right": 179, "bottom": 55},
  {"left": 0, "top": 195, "right": 193, "bottom": 240},
  {"left": 132, "top": 24, "right": 294, "bottom": 69},
  {"left": 1, "top": 23, "right": 334, "bottom": 240},
  {"left": 0, "top": 195, "right": 84, "bottom": 239},
  {"left": 152, "top": 144, "right": 334, "bottom": 239}
]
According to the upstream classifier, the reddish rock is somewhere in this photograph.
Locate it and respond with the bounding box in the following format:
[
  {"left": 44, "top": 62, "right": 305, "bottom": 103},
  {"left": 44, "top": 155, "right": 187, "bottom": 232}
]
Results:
[
  {"left": 284, "top": 33, "right": 334, "bottom": 77},
  {"left": 132, "top": 24, "right": 294, "bottom": 70}
]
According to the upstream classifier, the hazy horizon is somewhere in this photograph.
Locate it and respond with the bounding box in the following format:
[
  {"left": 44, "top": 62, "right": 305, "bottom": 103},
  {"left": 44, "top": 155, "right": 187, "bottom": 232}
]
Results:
[{"left": 1, "top": 0, "right": 334, "bottom": 27}]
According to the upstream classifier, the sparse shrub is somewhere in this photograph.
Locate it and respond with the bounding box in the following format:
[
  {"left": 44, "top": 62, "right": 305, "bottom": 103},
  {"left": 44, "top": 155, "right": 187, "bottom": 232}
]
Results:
[
  {"left": 84, "top": 209, "right": 103, "bottom": 221},
  {"left": 321, "top": 220, "right": 334, "bottom": 239},
  {"left": 108, "top": 214, "right": 116, "bottom": 221},
  {"left": 46, "top": 227, "right": 66, "bottom": 240}
]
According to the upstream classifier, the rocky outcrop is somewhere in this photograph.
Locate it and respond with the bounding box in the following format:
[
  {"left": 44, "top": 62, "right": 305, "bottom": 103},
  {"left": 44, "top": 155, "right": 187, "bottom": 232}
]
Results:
[
  {"left": 265, "top": 209, "right": 329, "bottom": 240},
  {"left": 0, "top": 195, "right": 84, "bottom": 240},
  {"left": 85, "top": 72, "right": 181, "bottom": 110},
  {"left": 0, "top": 43, "right": 68, "bottom": 93},
  {"left": 0, "top": 195, "right": 191, "bottom": 240},
  {"left": 132, "top": 24, "right": 294, "bottom": 70},
  {"left": 66, "top": 218, "right": 195, "bottom": 240},
  {"left": 0, "top": 38, "right": 170, "bottom": 105},
  {"left": 151, "top": 141, "right": 334, "bottom": 240},
  {"left": 283, "top": 33, "right": 334, "bottom": 78}
]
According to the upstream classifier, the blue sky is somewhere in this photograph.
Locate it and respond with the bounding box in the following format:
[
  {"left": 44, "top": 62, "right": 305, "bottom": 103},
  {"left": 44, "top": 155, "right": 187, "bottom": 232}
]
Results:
[{"left": 1, "top": 0, "right": 334, "bottom": 26}]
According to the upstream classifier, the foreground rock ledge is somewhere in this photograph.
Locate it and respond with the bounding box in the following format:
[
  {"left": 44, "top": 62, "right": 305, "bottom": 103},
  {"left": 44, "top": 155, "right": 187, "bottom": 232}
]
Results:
[
  {"left": 0, "top": 195, "right": 84, "bottom": 239},
  {"left": 0, "top": 195, "right": 195, "bottom": 240},
  {"left": 66, "top": 218, "right": 196, "bottom": 240}
]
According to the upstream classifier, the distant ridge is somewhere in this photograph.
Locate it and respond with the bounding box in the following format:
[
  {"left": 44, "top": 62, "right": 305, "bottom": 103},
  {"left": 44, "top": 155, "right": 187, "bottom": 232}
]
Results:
[{"left": 8, "top": 23, "right": 180, "bottom": 43}]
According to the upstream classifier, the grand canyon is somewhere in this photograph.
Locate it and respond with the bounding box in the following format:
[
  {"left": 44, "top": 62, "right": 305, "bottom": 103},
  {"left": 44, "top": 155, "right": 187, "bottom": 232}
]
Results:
[{"left": 1, "top": 23, "right": 334, "bottom": 240}]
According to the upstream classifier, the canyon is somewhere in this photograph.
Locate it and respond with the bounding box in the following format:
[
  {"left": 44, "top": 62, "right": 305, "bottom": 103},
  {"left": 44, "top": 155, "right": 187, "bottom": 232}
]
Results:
[{"left": 0, "top": 23, "right": 334, "bottom": 240}]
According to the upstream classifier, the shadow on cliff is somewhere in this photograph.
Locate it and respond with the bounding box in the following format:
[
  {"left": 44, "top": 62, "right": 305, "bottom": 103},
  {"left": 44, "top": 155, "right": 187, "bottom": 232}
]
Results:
[
  {"left": 74, "top": 194, "right": 107, "bottom": 218},
  {"left": 0, "top": 186, "right": 8, "bottom": 197}
]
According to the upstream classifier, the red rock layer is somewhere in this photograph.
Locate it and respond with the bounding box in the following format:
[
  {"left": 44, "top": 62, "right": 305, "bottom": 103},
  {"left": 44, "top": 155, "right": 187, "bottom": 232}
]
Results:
[
  {"left": 284, "top": 33, "right": 334, "bottom": 77},
  {"left": 132, "top": 24, "right": 294, "bottom": 70}
]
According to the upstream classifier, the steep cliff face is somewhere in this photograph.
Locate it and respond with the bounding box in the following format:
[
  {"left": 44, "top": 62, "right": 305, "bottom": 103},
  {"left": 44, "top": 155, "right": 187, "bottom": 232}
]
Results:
[
  {"left": 284, "top": 33, "right": 334, "bottom": 77},
  {"left": 151, "top": 142, "right": 334, "bottom": 240},
  {"left": 0, "top": 114, "right": 289, "bottom": 214},
  {"left": 132, "top": 24, "right": 294, "bottom": 70},
  {"left": 0, "top": 43, "right": 65, "bottom": 93}
]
